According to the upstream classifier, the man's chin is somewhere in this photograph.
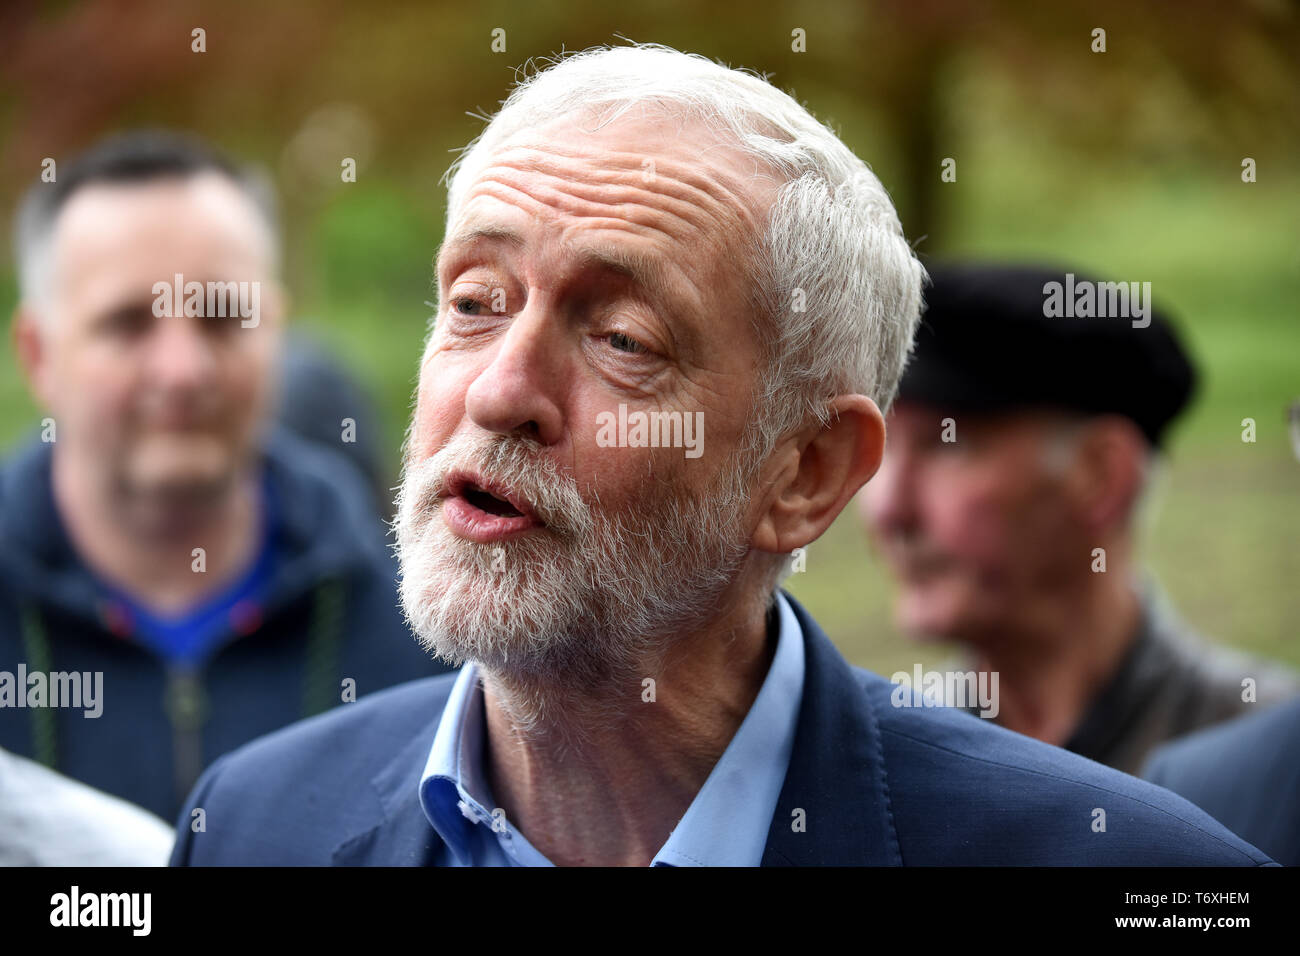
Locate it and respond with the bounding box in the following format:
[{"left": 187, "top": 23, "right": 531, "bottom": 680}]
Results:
[
  {"left": 123, "top": 433, "right": 241, "bottom": 489},
  {"left": 113, "top": 458, "right": 245, "bottom": 534},
  {"left": 402, "top": 548, "right": 591, "bottom": 670},
  {"left": 129, "top": 433, "right": 236, "bottom": 475},
  {"left": 130, "top": 476, "right": 231, "bottom": 507},
  {"left": 897, "top": 587, "right": 962, "bottom": 643},
  {"left": 399, "top": 513, "right": 675, "bottom": 692},
  {"left": 111, "top": 479, "right": 235, "bottom": 539}
]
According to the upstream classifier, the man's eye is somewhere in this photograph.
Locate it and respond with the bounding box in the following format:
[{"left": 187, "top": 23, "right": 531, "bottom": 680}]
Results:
[
  {"left": 608, "top": 332, "right": 647, "bottom": 354},
  {"left": 452, "top": 297, "right": 484, "bottom": 316},
  {"left": 103, "top": 309, "right": 152, "bottom": 335}
]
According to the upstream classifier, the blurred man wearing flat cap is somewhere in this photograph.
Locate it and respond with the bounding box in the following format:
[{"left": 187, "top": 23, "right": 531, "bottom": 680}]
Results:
[{"left": 861, "top": 262, "right": 1298, "bottom": 774}]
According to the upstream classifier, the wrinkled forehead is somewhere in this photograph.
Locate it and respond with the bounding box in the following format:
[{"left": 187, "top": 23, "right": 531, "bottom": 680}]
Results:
[{"left": 448, "top": 111, "right": 781, "bottom": 246}]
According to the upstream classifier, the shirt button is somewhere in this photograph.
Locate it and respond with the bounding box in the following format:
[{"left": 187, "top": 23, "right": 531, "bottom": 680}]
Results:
[{"left": 457, "top": 800, "right": 477, "bottom": 822}]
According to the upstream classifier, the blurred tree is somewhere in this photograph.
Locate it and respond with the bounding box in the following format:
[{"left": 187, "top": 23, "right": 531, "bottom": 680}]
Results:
[{"left": 1, "top": 0, "right": 1296, "bottom": 249}]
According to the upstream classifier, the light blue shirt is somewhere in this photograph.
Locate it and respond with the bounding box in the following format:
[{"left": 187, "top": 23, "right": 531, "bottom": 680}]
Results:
[{"left": 418, "top": 591, "right": 806, "bottom": 866}]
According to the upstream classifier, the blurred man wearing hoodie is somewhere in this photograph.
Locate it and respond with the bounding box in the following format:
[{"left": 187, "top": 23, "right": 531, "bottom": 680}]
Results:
[{"left": 1, "top": 131, "right": 444, "bottom": 823}]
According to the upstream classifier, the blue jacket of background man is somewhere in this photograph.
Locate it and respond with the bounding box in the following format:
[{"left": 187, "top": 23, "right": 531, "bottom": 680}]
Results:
[
  {"left": 0, "top": 428, "right": 448, "bottom": 821},
  {"left": 169, "top": 592, "right": 1275, "bottom": 866},
  {"left": 1143, "top": 697, "right": 1300, "bottom": 867}
]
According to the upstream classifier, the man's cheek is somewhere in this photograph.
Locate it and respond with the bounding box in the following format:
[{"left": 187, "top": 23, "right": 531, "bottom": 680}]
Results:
[
  {"left": 233, "top": 367, "right": 274, "bottom": 419},
  {"left": 69, "top": 395, "right": 132, "bottom": 455},
  {"left": 69, "top": 365, "right": 131, "bottom": 421},
  {"left": 930, "top": 495, "right": 1003, "bottom": 566},
  {"left": 421, "top": 362, "right": 474, "bottom": 423}
]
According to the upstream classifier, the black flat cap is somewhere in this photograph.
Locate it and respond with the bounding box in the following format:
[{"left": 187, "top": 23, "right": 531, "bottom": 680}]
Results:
[{"left": 897, "top": 262, "right": 1198, "bottom": 447}]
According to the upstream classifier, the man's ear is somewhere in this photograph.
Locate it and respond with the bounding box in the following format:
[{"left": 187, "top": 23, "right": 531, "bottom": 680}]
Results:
[
  {"left": 259, "top": 279, "right": 289, "bottom": 330},
  {"left": 11, "top": 306, "right": 54, "bottom": 407},
  {"left": 751, "top": 393, "right": 886, "bottom": 554},
  {"left": 1066, "top": 417, "right": 1146, "bottom": 532}
]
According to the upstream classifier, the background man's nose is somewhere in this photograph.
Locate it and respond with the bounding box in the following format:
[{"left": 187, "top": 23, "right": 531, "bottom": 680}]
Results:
[
  {"left": 862, "top": 446, "right": 920, "bottom": 538},
  {"left": 463, "top": 308, "right": 565, "bottom": 445},
  {"left": 146, "top": 315, "right": 218, "bottom": 391}
]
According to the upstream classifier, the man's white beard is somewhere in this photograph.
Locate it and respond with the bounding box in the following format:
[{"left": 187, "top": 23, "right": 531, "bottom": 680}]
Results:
[{"left": 394, "top": 429, "right": 752, "bottom": 733}]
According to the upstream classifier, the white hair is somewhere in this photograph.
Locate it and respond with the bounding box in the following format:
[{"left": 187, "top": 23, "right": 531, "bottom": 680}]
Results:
[{"left": 444, "top": 43, "right": 926, "bottom": 467}]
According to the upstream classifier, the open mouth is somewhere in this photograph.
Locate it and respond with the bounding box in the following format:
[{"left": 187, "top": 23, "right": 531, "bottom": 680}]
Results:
[
  {"left": 462, "top": 483, "right": 524, "bottom": 518},
  {"left": 441, "top": 472, "right": 544, "bottom": 542}
]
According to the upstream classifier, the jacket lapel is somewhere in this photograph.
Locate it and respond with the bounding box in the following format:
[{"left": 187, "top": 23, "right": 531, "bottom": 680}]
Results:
[
  {"left": 761, "top": 593, "right": 902, "bottom": 865},
  {"left": 331, "top": 686, "right": 453, "bottom": 866}
]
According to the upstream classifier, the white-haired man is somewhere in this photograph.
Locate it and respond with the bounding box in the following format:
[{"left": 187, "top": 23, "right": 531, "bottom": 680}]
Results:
[{"left": 172, "top": 44, "right": 1273, "bottom": 866}]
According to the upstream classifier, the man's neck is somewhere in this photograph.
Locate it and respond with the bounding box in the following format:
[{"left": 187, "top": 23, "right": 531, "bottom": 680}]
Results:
[
  {"left": 480, "top": 586, "right": 775, "bottom": 867},
  {"left": 51, "top": 447, "right": 263, "bottom": 616},
  {"left": 968, "top": 568, "right": 1142, "bottom": 747}
]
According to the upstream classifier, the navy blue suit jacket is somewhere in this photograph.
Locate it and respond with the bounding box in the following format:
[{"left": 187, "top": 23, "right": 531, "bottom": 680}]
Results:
[
  {"left": 1143, "top": 698, "right": 1300, "bottom": 866},
  {"left": 171, "top": 593, "right": 1275, "bottom": 865}
]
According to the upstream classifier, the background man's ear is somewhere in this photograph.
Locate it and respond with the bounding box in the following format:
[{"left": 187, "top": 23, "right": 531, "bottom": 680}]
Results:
[
  {"left": 11, "top": 306, "right": 54, "bottom": 407},
  {"left": 1068, "top": 417, "right": 1147, "bottom": 532},
  {"left": 258, "top": 279, "right": 290, "bottom": 330},
  {"left": 752, "top": 393, "right": 886, "bottom": 554},
  {"left": 274, "top": 280, "right": 290, "bottom": 325}
]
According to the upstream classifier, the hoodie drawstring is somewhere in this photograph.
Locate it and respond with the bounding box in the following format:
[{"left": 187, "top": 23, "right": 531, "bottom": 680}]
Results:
[
  {"left": 17, "top": 579, "right": 346, "bottom": 780},
  {"left": 302, "top": 578, "right": 345, "bottom": 717},
  {"left": 18, "top": 603, "right": 57, "bottom": 769}
]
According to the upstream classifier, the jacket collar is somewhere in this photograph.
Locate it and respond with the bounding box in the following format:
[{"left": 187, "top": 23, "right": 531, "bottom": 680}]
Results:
[
  {"left": 760, "top": 592, "right": 902, "bottom": 865},
  {"left": 336, "top": 591, "right": 901, "bottom": 866},
  {"left": 331, "top": 676, "right": 454, "bottom": 866},
  {"left": 331, "top": 715, "right": 449, "bottom": 866}
]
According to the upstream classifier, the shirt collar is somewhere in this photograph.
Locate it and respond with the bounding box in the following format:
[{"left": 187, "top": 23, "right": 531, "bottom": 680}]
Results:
[
  {"left": 418, "top": 591, "right": 806, "bottom": 867},
  {"left": 418, "top": 663, "right": 493, "bottom": 865}
]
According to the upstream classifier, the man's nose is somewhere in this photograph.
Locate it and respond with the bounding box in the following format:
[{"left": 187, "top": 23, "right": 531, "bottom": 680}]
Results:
[
  {"left": 463, "top": 306, "right": 565, "bottom": 445},
  {"left": 146, "top": 315, "right": 217, "bottom": 390},
  {"left": 861, "top": 445, "right": 919, "bottom": 538}
]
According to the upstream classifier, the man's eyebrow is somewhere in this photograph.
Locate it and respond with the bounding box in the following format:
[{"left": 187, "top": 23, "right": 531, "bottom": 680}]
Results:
[
  {"left": 443, "top": 224, "right": 525, "bottom": 250},
  {"left": 437, "top": 226, "right": 677, "bottom": 306},
  {"left": 435, "top": 225, "right": 524, "bottom": 275},
  {"left": 572, "top": 243, "right": 675, "bottom": 307}
]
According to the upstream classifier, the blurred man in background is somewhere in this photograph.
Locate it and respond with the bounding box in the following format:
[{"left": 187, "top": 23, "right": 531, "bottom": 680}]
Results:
[
  {"left": 1, "top": 130, "right": 444, "bottom": 823},
  {"left": 859, "top": 263, "right": 1298, "bottom": 774}
]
